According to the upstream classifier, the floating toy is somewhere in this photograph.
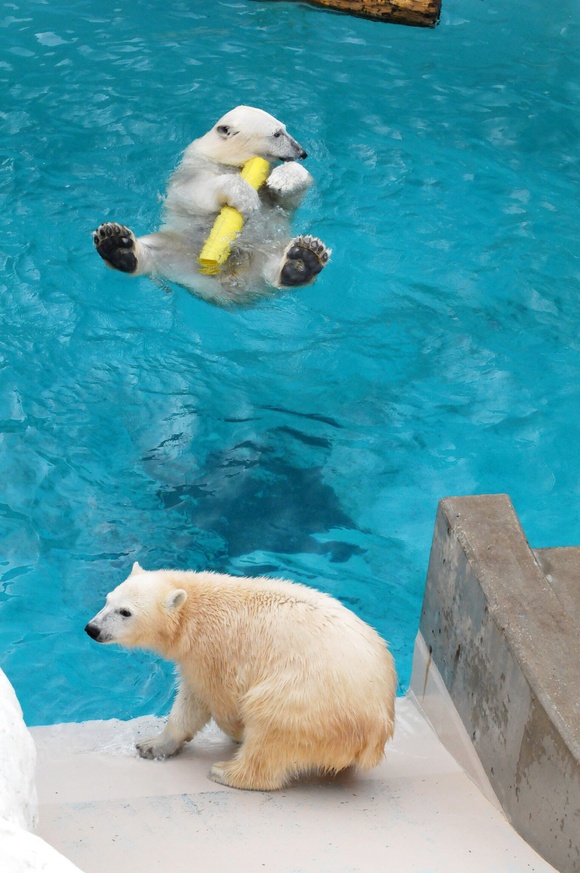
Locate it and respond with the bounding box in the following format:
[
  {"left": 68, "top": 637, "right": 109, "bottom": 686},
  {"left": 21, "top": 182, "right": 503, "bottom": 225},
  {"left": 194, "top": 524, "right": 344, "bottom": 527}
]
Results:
[{"left": 198, "top": 157, "right": 271, "bottom": 274}]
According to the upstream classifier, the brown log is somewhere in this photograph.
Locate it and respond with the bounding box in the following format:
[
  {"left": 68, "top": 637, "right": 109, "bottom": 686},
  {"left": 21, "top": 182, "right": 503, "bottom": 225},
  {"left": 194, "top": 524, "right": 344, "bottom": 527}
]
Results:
[{"left": 260, "top": 0, "right": 441, "bottom": 28}]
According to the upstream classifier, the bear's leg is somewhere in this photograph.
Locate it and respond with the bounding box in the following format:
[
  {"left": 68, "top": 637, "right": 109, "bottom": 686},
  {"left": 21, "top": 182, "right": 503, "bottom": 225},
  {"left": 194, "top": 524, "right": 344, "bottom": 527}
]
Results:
[
  {"left": 208, "top": 730, "right": 297, "bottom": 791},
  {"left": 93, "top": 224, "right": 182, "bottom": 278},
  {"left": 276, "top": 236, "right": 330, "bottom": 288},
  {"left": 93, "top": 223, "right": 140, "bottom": 274},
  {"left": 136, "top": 685, "right": 210, "bottom": 760},
  {"left": 214, "top": 716, "right": 244, "bottom": 744}
]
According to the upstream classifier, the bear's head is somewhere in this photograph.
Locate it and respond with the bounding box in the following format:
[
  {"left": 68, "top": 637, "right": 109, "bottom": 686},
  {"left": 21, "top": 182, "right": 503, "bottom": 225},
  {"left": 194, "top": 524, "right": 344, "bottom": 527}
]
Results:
[
  {"left": 85, "top": 563, "right": 188, "bottom": 653},
  {"left": 195, "top": 105, "right": 308, "bottom": 167}
]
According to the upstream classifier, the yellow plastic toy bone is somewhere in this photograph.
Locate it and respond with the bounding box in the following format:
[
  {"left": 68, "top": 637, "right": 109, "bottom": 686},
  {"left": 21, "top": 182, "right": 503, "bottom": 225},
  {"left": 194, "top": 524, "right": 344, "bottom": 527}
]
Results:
[{"left": 198, "top": 157, "right": 271, "bottom": 275}]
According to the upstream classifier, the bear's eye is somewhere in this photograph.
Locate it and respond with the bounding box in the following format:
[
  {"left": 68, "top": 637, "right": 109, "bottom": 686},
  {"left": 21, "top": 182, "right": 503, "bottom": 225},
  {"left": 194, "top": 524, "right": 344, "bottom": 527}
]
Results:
[
  {"left": 273, "top": 130, "right": 282, "bottom": 138},
  {"left": 217, "top": 124, "right": 230, "bottom": 137},
  {"left": 118, "top": 608, "right": 132, "bottom": 618}
]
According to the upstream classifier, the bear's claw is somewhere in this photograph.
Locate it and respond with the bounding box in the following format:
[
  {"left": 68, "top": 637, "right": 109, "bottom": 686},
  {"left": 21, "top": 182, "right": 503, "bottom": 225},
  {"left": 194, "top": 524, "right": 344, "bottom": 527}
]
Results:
[
  {"left": 136, "top": 741, "right": 158, "bottom": 760},
  {"left": 93, "top": 222, "right": 138, "bottom": 274},
  {"left": 278, "top": 235, "right": 330, "bottom": 288},
  {"left": 136, "top": 735, "right": 183, "bottom": 760}
]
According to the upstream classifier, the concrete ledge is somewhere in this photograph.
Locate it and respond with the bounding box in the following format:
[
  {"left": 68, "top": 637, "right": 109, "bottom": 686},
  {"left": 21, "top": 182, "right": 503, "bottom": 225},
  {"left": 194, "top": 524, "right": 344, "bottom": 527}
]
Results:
[
  {"left": 418, "top": 494, "right": 580, "bottom": 873},
  {"left": 31, "top": 702, "right": 559, "bottom": 873}
]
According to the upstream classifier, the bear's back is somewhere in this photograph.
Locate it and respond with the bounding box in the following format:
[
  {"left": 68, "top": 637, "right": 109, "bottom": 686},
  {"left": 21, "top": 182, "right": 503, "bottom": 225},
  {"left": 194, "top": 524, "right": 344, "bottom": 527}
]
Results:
[{"left": 181, "top": 571, "right": 393, "bottom": 689}]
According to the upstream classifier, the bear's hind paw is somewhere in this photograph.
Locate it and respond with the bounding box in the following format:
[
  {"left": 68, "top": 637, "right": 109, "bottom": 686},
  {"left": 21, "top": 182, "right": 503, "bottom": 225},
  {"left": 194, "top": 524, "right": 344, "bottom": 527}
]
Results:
[
  {"left": 208, "top": 759, "right": 289, "bottom": 791},
  {"left": 278, "top": 236, "right": 330, "bottom": 288},
  {"left": 208, "top": 761, "right": 232, "bottom": 786},
  {"left": 93, "top": 222, "right": 138, "bottom": 274}
]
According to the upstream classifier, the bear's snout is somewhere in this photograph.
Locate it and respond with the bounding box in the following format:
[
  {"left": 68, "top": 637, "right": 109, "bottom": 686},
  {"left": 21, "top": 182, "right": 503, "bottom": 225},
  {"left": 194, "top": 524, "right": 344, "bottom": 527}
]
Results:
[
  {"left": 85, "top": 622, "right": 103, "bottom": 642},
  {"left": 282, "top": 149, "right": 307, "bottom": 162}
]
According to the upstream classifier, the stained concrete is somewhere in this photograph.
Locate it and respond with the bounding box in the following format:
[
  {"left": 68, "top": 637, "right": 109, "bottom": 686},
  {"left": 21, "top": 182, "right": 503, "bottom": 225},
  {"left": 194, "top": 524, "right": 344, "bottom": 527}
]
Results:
[
  {"left": 417, "top": 494, "right": 580, "bottom": 873},
  {"left": 31, "top": 699, "right": 558, "bottom": 873},
  {"left": 534, "top": 548, "right": 580, "bottom": 630}
]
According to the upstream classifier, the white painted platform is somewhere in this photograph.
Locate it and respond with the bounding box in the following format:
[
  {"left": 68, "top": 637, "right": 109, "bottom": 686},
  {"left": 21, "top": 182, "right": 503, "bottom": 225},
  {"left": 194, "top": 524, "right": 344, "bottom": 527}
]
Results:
[{"left": 30, "top": 697, "right": 557, "bottom": 873}]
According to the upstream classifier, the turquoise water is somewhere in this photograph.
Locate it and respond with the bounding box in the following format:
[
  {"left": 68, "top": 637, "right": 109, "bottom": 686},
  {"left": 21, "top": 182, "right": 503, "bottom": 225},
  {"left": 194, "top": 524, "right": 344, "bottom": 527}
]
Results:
[{"left": 1, "top": 0, "right": 579, "bottom": 726}]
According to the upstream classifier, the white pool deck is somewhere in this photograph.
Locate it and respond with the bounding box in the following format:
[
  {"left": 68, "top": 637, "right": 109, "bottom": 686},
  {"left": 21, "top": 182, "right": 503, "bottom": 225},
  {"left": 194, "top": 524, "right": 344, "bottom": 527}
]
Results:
[{"left": 30, "top": 692, "right": 558, "bottom": 873}]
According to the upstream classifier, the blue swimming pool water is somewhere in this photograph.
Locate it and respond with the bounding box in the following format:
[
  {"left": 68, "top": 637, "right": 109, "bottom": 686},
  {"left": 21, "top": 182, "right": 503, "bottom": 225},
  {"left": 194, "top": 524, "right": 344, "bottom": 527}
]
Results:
[{"left": 1, "top": 0, "right": 579, "bottom": 726}]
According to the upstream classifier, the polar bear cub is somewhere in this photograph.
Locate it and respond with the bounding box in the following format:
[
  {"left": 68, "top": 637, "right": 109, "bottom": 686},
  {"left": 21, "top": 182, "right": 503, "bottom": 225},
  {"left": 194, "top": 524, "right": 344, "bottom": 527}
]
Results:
[
  {"left": 85, "top": 564, "right": 396, "bottom": 791},
  {"left": 93, "top": 106, "right": 330, "bottom": 306}
]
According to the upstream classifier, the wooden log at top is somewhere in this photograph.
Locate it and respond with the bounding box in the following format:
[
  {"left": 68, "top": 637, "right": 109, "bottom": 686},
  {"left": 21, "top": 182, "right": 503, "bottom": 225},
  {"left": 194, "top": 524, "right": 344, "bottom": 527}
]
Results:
[{"left": 261, "top": 0, "right": 441, "bottom": 28}]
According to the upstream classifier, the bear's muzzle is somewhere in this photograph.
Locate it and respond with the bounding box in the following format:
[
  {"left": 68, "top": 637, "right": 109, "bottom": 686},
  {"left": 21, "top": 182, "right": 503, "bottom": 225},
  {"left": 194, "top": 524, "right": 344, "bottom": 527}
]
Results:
[{"left": 85, "top": 622, "right": 105, "bottom": 642}]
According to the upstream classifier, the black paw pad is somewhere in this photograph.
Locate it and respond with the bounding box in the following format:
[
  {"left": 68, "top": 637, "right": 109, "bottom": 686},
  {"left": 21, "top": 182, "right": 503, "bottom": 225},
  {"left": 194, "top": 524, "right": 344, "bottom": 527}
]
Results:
[
  {"left": 279, "top": 236, "right": 330, "bottom": 287},
  {"left": 93, "top": 223, "right": 138, "bottom": 274}
]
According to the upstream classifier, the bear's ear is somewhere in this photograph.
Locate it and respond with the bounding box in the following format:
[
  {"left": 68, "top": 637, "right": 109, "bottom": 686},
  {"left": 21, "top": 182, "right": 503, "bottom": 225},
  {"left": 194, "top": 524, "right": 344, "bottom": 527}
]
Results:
[
  {"left": 164, "top": 589, "right": 187, "bottom": 612},
  {"left": 216, "top": 124, "right": 237, "bottom": 139},
  {"left": 131, "top": 562, "right": 143, "bottom": 575}
]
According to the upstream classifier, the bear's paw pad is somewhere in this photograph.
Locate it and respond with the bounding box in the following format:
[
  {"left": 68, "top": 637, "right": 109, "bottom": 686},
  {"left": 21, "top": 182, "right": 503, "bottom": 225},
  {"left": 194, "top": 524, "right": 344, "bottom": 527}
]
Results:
[
  {"left": 93, "top": 222, "right": 138, "bottom": 274},
  {"left": 279, "top": 236, "right": 330, "bottom": 287}
]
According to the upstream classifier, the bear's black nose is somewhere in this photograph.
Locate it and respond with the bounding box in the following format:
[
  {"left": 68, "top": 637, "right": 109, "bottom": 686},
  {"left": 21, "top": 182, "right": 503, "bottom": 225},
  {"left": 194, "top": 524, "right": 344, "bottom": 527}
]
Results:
[{"left": 85, "top": 622, "right": 101, "bottom": 641}]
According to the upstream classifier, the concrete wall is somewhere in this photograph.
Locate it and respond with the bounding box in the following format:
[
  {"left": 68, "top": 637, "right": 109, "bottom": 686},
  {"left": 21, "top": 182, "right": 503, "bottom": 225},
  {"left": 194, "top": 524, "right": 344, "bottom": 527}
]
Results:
[{"left": 416, "top": 494, "right": 579, "bottom": 873}]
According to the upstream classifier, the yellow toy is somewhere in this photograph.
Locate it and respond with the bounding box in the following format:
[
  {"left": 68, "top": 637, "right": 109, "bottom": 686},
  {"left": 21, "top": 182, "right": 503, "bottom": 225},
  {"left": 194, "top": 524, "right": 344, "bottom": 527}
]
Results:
[{"left": 198, "top": 157, "right": 271, "bottom": 275}]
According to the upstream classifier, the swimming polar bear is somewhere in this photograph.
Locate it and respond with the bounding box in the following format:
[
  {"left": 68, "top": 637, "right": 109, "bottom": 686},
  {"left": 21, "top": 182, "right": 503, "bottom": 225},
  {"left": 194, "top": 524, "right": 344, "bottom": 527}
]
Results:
[{"left": 93, "top": 106, "right": 330, "bottom": 306}]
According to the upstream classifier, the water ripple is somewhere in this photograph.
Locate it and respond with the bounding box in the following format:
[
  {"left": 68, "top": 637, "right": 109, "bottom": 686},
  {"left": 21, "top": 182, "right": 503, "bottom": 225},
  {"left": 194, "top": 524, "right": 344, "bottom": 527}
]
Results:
[{"left": 1, "top": 0, "right": 579, "bottom": 723}]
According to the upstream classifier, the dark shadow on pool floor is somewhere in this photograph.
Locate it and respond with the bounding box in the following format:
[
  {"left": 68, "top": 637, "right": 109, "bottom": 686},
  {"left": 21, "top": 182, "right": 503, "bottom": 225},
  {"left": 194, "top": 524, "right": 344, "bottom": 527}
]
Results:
[{"left": 157, "top": 435, "right": 364, "bottom": 567}]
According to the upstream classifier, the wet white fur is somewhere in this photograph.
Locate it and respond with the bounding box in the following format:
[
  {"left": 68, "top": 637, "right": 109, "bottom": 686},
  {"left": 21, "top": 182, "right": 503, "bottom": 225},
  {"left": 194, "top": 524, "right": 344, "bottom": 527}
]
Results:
[
  {"left": 126, "top": 106, "right": 316, "bottom": 305},
  {"left": 87, "top": 563, "right": 396, "bottom": 790}
]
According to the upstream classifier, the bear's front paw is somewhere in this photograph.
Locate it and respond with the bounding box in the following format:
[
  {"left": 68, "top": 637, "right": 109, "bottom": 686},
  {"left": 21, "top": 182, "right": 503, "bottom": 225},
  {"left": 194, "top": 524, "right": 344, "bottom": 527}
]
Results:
[
  {"left": 218, "top": 176, "right": 261, "bottom": 217},
  {"left": 93, "top": 222, "right": 138, "bottom": 274},
  {"left": 136, "top": 735, "right": 182, "bottom": 760},
  {"left": 278, "top": 236, "right": 330, "bottom": 288},
  {"left": 266, "top": 162, "right": 312, "bottom": 197},
  {"left": 231, "top": 184, "right": 260, "bottom": 217}
]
